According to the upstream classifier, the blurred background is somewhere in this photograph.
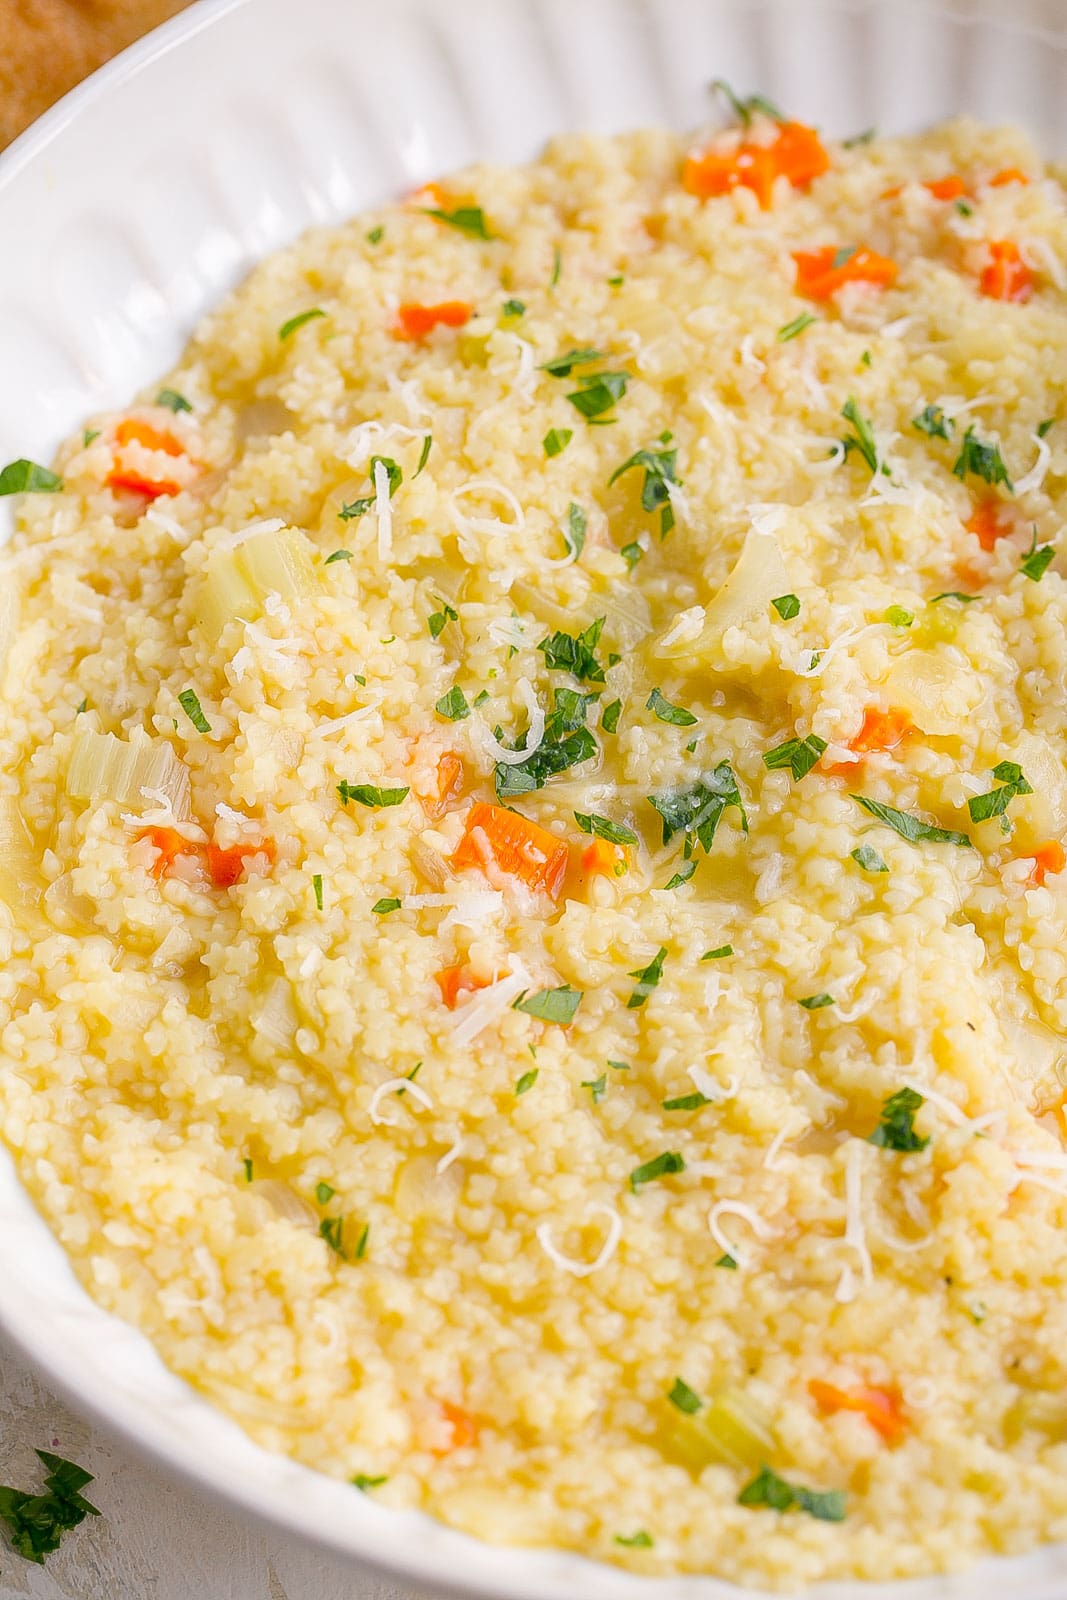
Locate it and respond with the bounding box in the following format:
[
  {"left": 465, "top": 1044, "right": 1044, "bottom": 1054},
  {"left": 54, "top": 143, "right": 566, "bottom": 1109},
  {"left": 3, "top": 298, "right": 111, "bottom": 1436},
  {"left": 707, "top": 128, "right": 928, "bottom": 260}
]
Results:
[{"left": 0, "top": 0, "right": 193, "bottom": 149}]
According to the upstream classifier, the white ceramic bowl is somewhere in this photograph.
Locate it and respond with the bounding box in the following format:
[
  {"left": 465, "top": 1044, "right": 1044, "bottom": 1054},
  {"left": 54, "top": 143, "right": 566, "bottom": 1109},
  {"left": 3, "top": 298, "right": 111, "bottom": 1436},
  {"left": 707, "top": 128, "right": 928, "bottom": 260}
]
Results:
[{"left": 3, "top": 2, "right": 1067, "bottom": 1595}]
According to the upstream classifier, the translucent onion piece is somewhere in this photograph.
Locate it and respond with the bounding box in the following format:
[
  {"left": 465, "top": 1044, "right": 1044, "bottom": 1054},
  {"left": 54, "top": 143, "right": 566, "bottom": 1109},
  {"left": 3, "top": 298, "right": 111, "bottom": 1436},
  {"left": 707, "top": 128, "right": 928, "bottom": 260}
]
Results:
[
  {"left": 67, "top": 729, "right": 192, "bottom": 819},
  {"left": 196, "top": 526, "right": 320, "bottom": 639},
  {"left": 656, "top": 531, "right": 790, "bottom": 658}
]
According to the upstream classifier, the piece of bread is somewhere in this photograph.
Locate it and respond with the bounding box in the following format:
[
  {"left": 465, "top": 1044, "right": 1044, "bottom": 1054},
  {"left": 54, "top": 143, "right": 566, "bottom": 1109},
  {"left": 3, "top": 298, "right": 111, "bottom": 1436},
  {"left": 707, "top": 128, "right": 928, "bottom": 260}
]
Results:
[{"left": 0, "top": 0, "right": 193, "bottom": 150}]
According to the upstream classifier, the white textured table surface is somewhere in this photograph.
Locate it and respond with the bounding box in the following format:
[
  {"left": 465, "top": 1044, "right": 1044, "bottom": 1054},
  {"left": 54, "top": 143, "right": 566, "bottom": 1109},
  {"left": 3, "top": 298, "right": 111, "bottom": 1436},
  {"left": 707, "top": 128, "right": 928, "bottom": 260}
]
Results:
[{"left": 0, "top": 1343, "right": 425, "bottom": 1600}]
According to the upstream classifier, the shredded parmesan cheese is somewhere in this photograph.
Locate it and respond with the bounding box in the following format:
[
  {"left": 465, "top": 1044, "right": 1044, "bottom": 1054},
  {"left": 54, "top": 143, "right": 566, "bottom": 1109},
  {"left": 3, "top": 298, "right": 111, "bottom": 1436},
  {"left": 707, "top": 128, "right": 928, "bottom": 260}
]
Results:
[
  {"left": 368, "top": 1077, "right": 434, "bottom": 1127},
  {"left": 215, "top": 517, "right": 286, "bottom": 552},
  {"left": 374, "top": 457, "right": 394, "bottom": 563},
  {"left": 1014, "top": 431, "right": 1052, "bottom": 496},
  {"left": 707, "top": 1199, "right": 772, "bottom": 1268},
  {"left": 449, "top": 960, "right": 532, "bottom": 1046},
  {"left": 536, "top": 1203, "right": 622, "bottom": 1278}
]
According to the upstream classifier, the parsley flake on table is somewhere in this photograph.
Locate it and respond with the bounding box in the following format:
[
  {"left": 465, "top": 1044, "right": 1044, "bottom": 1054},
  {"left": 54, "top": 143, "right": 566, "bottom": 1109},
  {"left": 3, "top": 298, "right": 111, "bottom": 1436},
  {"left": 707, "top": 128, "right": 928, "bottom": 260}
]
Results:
[
  {"left": 0, "top": 1450, "right": 100, "bottom": 1565},
  {"left": 629, "top": 1151, "right": 685, "bottom": 1192},
  {"left": 967, "top": 760, "right": 1033, "bottom": 823},
  {"left": 763, "top": 734, "right": 826, "bottom": 781},
  {"left": 627, "top": 946, "right": 668, "bottom": 1009},
  {"left": 646, "top": 687, "right": 697, "bottom": 726},
  {"left": 868, "top": 1087, "right": 929, "bottom": 1151},
  {"left": 513, "top": 985, "right": 583, "bottom": 1024},
  {"left": 0, "top": 459, "right": 63, "bottom": 495},
  {"left": 538, "top": 618, "right": 606, "bottom": 682},
  {"left": 608, "top": 445, "right": 681, "bottom": 536},
  {"left": 852, "top": 795, "right": 971, "bottom": 848},
  {"left": 738, "top": 1465, "right": 846, "bottom": 1523},
  {"left": 337, "top": 782, "right": 409, "bottom": 808},
  {"left": 421, "top": 204, "right": 493, "bottom": 238},
  {"left": 278, "top": 307, "right": 327, "bottom": 340},
  {"left": 952, "top": 427, "right": 1013, "bottom": 490}
]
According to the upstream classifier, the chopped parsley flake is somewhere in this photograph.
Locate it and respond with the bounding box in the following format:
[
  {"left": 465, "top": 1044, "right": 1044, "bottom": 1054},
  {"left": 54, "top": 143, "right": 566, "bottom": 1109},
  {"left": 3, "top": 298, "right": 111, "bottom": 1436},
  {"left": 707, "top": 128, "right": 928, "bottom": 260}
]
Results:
[
  {"left": 716, "top": 1253, "right": 738, "bottom": 1269},
  {"left": 777, "top": 312, "right": 816, "bottom": 343},
  {"left": 663, "top": 861, "right": 697, "bottom": 890},
  {"left": 648, "top": 766, "right": 747, "bottom": 855},
  {"left": 912, "top": 403, "right": 953, "bottom": 440},
  {"left": 601, "top": 699, "right": 622, "bottom": 733},
  {"left": 312, "top": 873, "right": 325, "bottom": 909},
  {"left": 840, "top": 397, "right": 882, "bottom": 474},
  {"left": 325, "top": 548, "right": 354, "bottom": 564},
  {"left": 582, "top": 1074, "right": 607, "bottom": 1103},
  {"left": 540, "top": 347, "right": 606, "bottom": 377},
  {"left": 832, "top": 245, "right": 859, "bottom": 271},
  {"left": 82, "top": 430, "right": 99, "bottom": 448},
  {"left": 0, "top": 1450, "right": 100, "bottom": 1563},
  {"left": 242, "top": 1158, "right": 254, "bottom": 1182},
  {"left": 884, "top": 605, "right": 914, "bottom": 627},
  {"left": 868, "top": 1087, "right": 929, "bottom": 1152},
  {"left": 435, "top": 686, "right": 470, "bottom": 721},
  {"left": 565, "top": 502, "right": 587, "bottom": 558},
  {"left": 538, "top": 616, "right": 606, "bottom": 682},
  {"left": 515, "top": 1069, "right": 538, "bottom": 1096},
  {"left": 843, "top": 127, "right": 876, "bottom": 147},
  {"left": 319, "top": 1215, "right": 347, "bottom": 1258},
  {"left": 668, "top": 1377, "right": 703, "bottom": 1414},
  {"left": 627, "top": 946, "right": 668, "bottom": 1009},
  {"left": 620, "top": 540, "right": 643, "bottom": 570},
  {"left": 798, "top": 992, "right": 834, "bottom": 1010},
  {"left": 493, "top": 688, "right": 598, "bottom": 799},
  {"left": 574, "top": 812, "right": 637, "bottom": 846},
  {"left": 1021, "top": 529, "right": 1055, "bottom": 582},
  {"left": 952, "top": 427, "right": 1013, "bottom": 490},
  {"left": 663, "top": 1091, "right": 710, "bottom": 1111},
  {"left": 763, "top": 734, "right": 826, "bottom": 781},
  {"left": 852, "top": 795, "right": 971, "bottom": 848},
  {"left": 351, "top": 1474, "right": 387, "bottom": 1491},
  {"left": 544, "top": 428, "right": 573, "bottom": 458},
  {"left": 567, "top": 371, "right": 629, "bottom": 420},
  {"left": 355, "top": 1222, "right": 370, "bottom": 1259},
  {"left": 851, "top": 844, "right": 888, "bottom": 873},
  {"left": 930, "top": 590, "right": 978, "bottom": 604},
  {"left": 75, "top": 697, "right": 88, "bottom": 714},
  {"left": 514, "top": 985, "right": 583, "bottom": 1024},
  {"left": 366, "top": 225, "right": 384, "bottom": 244},
  {"left": 630, "top": 1150, "right": 685, "bottom": 1192},
  {"left": 421, "top": 204, "right": 493, "bottom": 238},
  {"left": 372, "top": 897, "right": 401, "bottom": 915},
  {"left": 156, "top": 388, "right": 192, "bottom": 413},
  {"left": 337, "top": 782, "right": 408, "bottom": 809},
  {"left": 428, "top": 597, "right": 458, "bottom": 639},
  {"left": 702, "top": 944, "right": 733, "bottom": 960},
  {"left": 646, "top": 686, "right": 697, "bottom": 726},
  {"left": 315, "top": 1182, "right": 335, "bottom": 1204},
  {"left": 414, "top": 434, "right": 433, "bottom": 477},
  {"left": 772, "top": 594, "right": 800, "bottom": 619},
  {"left": 550, "top": 246, "right": 562, "bottom": 287},
  {"left": 738, "top": 1465, "right": 846, "bottom": 1522},
  {"left": 614, "top": 1531, "right": 653, "bottom": 1548},
  {"left": 967, "top": 760, "right": 1033, "bottom": 823},
  {"left": 0, "top": 459, "right": 63, "bottom": 495},
  {"left": 502, "top": 298, "right": 526, "bottom": 318},
  {"left": 278, "top": 307, "right": 326, "bottom": 340},
  {"left": 177, "top": 688, "right": 211, "bottom": 734},
  {"left": 710, "top": 78, "right": 782, "bottom": 127},
  {"left": 608, "top": 445, "right": 681, "bottom": 536},
  {"left": 1037, "top": 418, "right": 1056, "bottom": 439}
]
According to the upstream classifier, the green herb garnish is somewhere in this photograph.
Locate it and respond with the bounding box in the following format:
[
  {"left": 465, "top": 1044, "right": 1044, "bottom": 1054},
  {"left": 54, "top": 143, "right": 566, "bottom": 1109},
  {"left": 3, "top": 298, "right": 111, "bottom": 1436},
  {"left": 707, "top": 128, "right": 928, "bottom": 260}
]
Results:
[
  {"left": 601, "top": 699, "right": 621, "bottom": 733},
  {"left": 1020, "top": 529, "right": 1054, "bottom": 582},
  {"left": 493, "top": 688, "right": 598, "bottom": 799},
  {"left": 868, "top": 1086, "right": 929, "bottom": 1152},
  {"left": 366, "top": 225, "right": 384, "bottom": 245},
  {"left": 502, "top": 298, "right": 526, "bottom": 318},
  {"left": 351, "top": 1474, "right": 388, "bottom": 1491},
  {"left": 414, "top": 434, "right": 433, "bottom": 476},
  {"left": 428, "top": 597, "right": 458, "bottom": 639},
  {"left": 156, "top": 388, "right": 192, "bottom": 413},
  {"left": 777, "top": 312, "right": 816, "bottom": 343},
  {"left": 967, "top": 760, "right": 1033, "bottom": 823},
  {"left": 435, "top": 686, "right": 470, "bottom": 721},
  {"left": 772, "top": 594, "right": 800, "bottom": 619},
  {"left": 884, "top": 605, "right": 914, "bottom": 627},
  {"left": 337, "top": 782, "right": 409, "bottom": 809},
  {"left": 242, "top": 1158, "right": 254, "bottom": 1182},
  {"left": 668, "top": 1378, "right": 703, "bottom": 1414},
  {"left": 663, "top": 1092, "right": 710, "bottom": 1111},
  {"left": 564, "top": 501, "right": 587, "bottom": 559},
  {"left": 608, "top": 445, "right": 680, "bottom": 536},
  {"left": 312, "top": 872, "right": 324, "bottom": 909},
  {"left": 852, "top": 795, "right": 971, "bottom": 848},
  {"left": 514, "top": 985, "right": 583, "bottom": 1024},
  {"left": 319, "top": 1216, "right": 347, "bottom": 1258},
  {"left": 627, "top": 946, "right": 667, "bottom": 1009},
  {"left": 850, "top": 844, "right": 888, "bottom": 873},
  {"left": 0, "top": 1450, "right": 100, "bottom": 1564},
  {"left": 763, "top": 733, "right": 826, "bottom": 781},
  {"left": 840, "top": 397, "right": 881, "bottom": 474},
  {"left": 710, "top": 79, "right": 782, "bottom": 127},
  {"left": 648, "top": 766, "right": 747, "bottom": 855},
  {"left": 798, "top": 992, "right": 834, "bottom": 1010},
  {"left": 515, "top": 1069, "right": 538, "bottom": 1096},
  {"left": 544, "top": 428, "right": 573, "bottom": 458},
  {"left": 279, "top": 308, "right": 327, "bottom": 340},
  {"left": 614, "top": 1531, "right": 653, "bottom": 1548},
  {"left": 567, "top": 371, "right": 629, "bottom": 420},
  {"left": 316, "top": 1182, "right": 335, "bottom": 1204},
  {"left": 421, "top": 204, "right": 493, "bottom": 238},
  {"left": 582, "top": 1074, "right": 607, "bottom": 1103},
  {"left": 538, "top": 617, "right": 606, "bottom": 683},
  {"left": 574, "top": 812, "right": 637, "bottom": 846},
  {"left": 663, "top": 862, "right": 697, "bottom": 890},
  {"left": 646, "top": 686, "right": 697, "bottom": 726},
  {"left": 630, "top": 1151, "right": 685, "bottom": 1192},
  {"left": 325, "top": 548, "right": 354, "bottom": 564},
  {"left": 702, "top": 944, "right": 733, "bottom": 960},
  {"left": 539, "top": 347, "right": 605, "bottom": 377},
  {"left": 952, "top": 427, "right": 1013, "bottom": 490},
  {"left": 372, "top": 897, "right": 401, "bottom": 915},
  {"left": 738, "top": 1465, "right": 846, "bottom": 1522},
  {"left": 716, "top": 1253, "right": 738, "bottom": 1268},
  {"left": 912, "top": 403, "right": 953, "bottom": 440},
  {"left": 177, "top": 688, "right": 211, "bottom": 734},
  {"left": 0, "top": 459, "right": 63, "bottom": 495}
]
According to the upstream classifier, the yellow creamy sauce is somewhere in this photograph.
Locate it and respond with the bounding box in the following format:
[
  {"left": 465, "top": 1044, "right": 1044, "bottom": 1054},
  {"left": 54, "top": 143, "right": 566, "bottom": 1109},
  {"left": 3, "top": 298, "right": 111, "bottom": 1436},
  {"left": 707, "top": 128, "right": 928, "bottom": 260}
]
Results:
[{"left": 2, "top": 113, "right": 1067, "bottom": 1587}]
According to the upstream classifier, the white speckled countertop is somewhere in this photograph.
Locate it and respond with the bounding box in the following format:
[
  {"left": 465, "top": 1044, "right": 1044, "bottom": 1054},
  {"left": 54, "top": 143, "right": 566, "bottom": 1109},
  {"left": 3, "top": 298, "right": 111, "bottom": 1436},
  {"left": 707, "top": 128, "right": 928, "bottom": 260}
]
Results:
[{"left": 0, "top": 1340, "right": 421, "bottom": 1600}]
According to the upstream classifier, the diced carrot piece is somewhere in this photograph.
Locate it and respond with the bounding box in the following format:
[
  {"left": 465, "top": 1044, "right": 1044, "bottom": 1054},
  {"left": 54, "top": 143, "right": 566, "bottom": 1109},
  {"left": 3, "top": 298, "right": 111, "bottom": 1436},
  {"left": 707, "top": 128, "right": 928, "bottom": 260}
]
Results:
[
  {"left": 809, "top": 1379, "right": 906, "bottom": 1443},
  {"left": 138, "top": 826, "right": 195, "bottom": 880},
  {"left": 988, "top": 167, "right": 1030, "bottom": 187},
  {"left": 105, "top": 469, "right": 184, "bottom": 499},
  {"left": 849, "top": 705, "right": 915, "bottom": 755},
  {"left": 205, "top": 838, "right": 276, "bottom": 889},
  {"left": 979, "top": 240, "right": 1034, "bottom": 302},
  {"left": 772, "top": 122, "right": 830, "bottom": 188},
  {"left": 1028, "top": 841, "right": 1065, "bottom": 885},
  {"left": 966, "top": 496, "right": 1014, "bottom": 551},
  {"left": 395, "top": 301, "right": 473, "bottom": 340},
  {"left": 430, "top": 1400, "right": 479, "bottom": 1456},
  {"left": 792, "top": 245, "right": 898, "bottom": 301},
  {"left": 452, "top": 802, "right": 570, "bottom": 900},
  {"left": 114, "top": 418, "right": 185, "bottom": 457},
  {"left": 408, "top": 179, "right": 451, "bottom": 208},
  {"left": 581, "top": 838, "right": 629, "bottom": 878},
  {"left": 924, "top": 174, "right": 967, "bottom": 201},
  {"left": 435, "top": 965, "right": 495, "bottom": 1009}
]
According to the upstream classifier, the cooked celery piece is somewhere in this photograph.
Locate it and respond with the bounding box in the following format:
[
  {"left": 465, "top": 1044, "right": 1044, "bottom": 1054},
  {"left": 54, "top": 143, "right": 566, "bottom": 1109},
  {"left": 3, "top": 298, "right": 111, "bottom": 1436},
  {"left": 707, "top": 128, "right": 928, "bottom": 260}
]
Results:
[
  {"left": 1004, "top": 1392, "right": 1067, "bottom": 1444},
  {"left": 658, "top": 1387, "right": 777, "bottom": 1472},
  {"left": 66, "top": 729, "right": 191, "bottom": 818},
  {"left": 0, "top": 794, "right": 46, "bottom": 929},
  {"left": 196, "top": 526, "right": 321, "bottom": 639},
  {"left": 655, "top": 531, "right": 791, "bottom": 660}
]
